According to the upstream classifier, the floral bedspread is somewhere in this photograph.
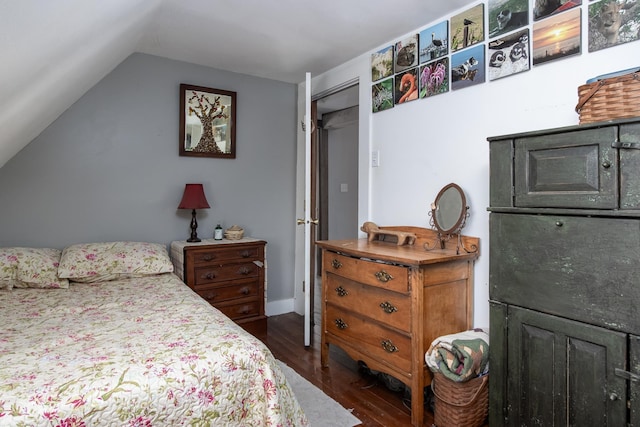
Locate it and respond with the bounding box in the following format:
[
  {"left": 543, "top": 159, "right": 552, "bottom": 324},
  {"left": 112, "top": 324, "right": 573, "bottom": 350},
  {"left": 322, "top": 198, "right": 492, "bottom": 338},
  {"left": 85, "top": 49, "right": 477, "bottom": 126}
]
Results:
[{"left": 0, "top": 273, "right": 308, "bottom": 426}]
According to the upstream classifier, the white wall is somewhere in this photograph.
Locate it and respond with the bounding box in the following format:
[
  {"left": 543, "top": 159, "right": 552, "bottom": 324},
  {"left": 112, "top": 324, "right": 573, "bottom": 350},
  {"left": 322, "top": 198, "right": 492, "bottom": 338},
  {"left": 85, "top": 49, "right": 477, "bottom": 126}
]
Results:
[{"left": 311, "top": 2, "right": 639, "bottom": 328}]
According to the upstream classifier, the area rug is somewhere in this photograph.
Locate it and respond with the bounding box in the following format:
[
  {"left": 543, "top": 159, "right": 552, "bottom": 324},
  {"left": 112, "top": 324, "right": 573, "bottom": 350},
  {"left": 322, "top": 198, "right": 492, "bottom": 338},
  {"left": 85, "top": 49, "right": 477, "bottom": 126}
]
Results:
[{"left": 277, "top": 360, "right": 361, "bottom": 427}]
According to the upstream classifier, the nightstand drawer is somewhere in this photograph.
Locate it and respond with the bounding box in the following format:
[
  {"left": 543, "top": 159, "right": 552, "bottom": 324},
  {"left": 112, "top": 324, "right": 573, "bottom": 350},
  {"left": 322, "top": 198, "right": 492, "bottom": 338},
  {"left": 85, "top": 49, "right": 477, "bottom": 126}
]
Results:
[
  {"left": 323, "top": 252, "right": 409, "bottom": 293},
  {"left": 195, "top": 279, "right": 260, "bottom": 304},
  {"left": 216, "top": 299, "right": 262, "bottom": 320},
  {"left": 194, "top": 261, "right": 260, "bottom": 285},
  {"left": 189, "top": 245, "right": 262, "bottom": 265},
  {"left": 325, "top": 274, "right": 410, "bottom": 332},
  {"left": 325, "top": 305, "right": 411, "bottom": 374}
]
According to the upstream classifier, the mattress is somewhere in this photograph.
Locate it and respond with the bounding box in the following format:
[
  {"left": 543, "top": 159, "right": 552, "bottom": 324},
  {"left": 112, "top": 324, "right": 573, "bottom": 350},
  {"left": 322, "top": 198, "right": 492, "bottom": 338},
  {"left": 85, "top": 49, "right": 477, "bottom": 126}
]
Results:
[{"left": 0, "top": 273, "right": 307, "bottom": 426}]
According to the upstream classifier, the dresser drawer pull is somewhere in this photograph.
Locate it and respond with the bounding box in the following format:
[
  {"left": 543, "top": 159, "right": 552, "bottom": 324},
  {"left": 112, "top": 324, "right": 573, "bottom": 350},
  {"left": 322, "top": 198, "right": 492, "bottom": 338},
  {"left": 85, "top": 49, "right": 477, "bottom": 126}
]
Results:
[
  {"left": 240, "top": 250, "right": 251, "bottom": 258},
  {"left": 204, "top": 292, "right": 218, "bottom": 300},
  {"left": 240, "top": 287, "right": 250, "bottom": 295},
  {"left": 202, "top": 254, "right": 215, "bottom": 261},
  {"left": 238, "top": 266, "right": 251, "bottom": 275},
  {"left": 379, "top": 301, "right": 398, "bottom": 314},
  {"left": 335, "top": 286, "right": 349, "bottom": 297},
  {"left": 240, "top": 306, "right": 251, "bottom": 314},
  {"left": 381, "top": 339, "right": 398, "bottom": 353},
  {"left": 334, "top": 318, "right": 348, "bottom": 329},
  {"left": 205, "top": 272, "right": 217, "bottom": 280},
  {"left": 374, "top": 270, "right": 393, "bottom": 283},
  {"left": 331, "top": 259, "right": 342, "bottom": 269}
]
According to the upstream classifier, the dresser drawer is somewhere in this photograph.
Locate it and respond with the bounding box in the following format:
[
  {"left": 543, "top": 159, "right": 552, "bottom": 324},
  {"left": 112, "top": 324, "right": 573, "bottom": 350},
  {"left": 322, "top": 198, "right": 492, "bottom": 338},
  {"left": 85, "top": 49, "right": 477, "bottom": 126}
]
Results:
[
  {"left": 323, "top": 252, "right": 409, "bottom": 293},
  {"left": 325, "top": 305, "right": 411, "bottom": 374},
  {"left": 216, "top": 299, "right": 261, "bottom": 320},
  {"left": 194, "top": 279, "right": 260, "bottom": 304},
  {"left": 514, "top": 126, "right": 618, "bottom": 209},
  {"left": 490, "top": 213, "right": 640, "bottom": 332},
  {"left": 325, "top": 274, "right": 411, "bottom": 332},
  {"left": 188, "top": 245, "right": 262, "bottom": 265},
  {"left": 194, "top": 261, "right": 259, "bottom": 285}
]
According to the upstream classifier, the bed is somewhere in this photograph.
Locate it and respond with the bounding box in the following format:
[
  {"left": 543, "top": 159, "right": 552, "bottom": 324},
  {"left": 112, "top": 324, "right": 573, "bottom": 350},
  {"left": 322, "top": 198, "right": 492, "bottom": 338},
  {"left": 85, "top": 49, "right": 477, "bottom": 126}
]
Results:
[{"left": 0, "top": 242, "right": 308, "bottom": 426}]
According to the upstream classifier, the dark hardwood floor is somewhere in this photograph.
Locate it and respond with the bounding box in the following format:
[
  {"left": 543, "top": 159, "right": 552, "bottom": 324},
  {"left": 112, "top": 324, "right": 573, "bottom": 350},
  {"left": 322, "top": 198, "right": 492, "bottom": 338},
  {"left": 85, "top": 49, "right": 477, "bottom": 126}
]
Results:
[{"left": 254, "top": 312, "right": 432, "bottom": 427}]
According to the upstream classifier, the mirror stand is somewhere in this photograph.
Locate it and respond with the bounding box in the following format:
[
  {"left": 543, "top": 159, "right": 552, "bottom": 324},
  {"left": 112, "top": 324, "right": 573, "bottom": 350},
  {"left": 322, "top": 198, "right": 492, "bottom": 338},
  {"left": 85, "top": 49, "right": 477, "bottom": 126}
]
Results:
[{"left": 423, "top": 183, "right": 478, "bottom": 255}]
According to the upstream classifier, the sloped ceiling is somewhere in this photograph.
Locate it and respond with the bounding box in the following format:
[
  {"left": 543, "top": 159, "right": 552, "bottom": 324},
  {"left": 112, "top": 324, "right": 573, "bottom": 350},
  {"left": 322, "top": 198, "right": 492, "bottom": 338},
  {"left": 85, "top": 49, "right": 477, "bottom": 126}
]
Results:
[{"left": 0, "top": 0, "right": 476, "bottom": 169}]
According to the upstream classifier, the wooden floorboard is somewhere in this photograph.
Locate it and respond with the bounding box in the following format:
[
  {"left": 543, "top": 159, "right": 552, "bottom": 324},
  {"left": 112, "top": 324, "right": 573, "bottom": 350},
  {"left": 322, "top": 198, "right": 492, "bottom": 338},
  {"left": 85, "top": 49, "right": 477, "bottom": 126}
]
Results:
[{"left": 255, "top": 312, "right": 426, "bottom": 427}]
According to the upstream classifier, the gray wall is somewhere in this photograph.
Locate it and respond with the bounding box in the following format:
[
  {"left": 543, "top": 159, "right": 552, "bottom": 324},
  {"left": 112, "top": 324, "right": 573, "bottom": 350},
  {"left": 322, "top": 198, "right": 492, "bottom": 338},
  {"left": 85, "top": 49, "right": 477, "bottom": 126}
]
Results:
[{"left": 0, "top": 53, "right": 298, "bottom": 302}]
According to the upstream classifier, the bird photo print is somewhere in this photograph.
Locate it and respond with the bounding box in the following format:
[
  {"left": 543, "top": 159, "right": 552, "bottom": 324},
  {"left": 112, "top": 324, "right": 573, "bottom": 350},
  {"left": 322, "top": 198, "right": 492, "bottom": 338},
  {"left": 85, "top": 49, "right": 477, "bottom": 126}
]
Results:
[
  {"left": 451, "top": 4, "right": 486, "bottom": 52},
  {"left": 419, "top": 21, "right": 448, "bottom": 63},
  {"left": 395, "top": 68, "right": 419, "bottom": 104},
  {"left": 451, "top": 44, "right": 486, "bottom": 90},
  {"left": 488, "top": 28, "right": 531, "bottom": 80}
]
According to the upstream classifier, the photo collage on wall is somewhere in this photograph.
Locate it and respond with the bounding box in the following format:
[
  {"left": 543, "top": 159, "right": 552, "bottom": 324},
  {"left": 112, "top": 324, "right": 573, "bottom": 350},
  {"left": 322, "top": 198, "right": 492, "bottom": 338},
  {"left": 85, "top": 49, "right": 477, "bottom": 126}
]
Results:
[{"left": 371, "top": 0, "right": 640, "bottom": 112}]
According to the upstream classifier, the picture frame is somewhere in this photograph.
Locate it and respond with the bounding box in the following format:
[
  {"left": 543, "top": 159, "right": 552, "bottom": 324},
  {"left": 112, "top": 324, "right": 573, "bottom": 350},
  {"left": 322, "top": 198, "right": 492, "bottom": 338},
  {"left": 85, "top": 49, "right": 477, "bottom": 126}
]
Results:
[
  {"left": 533, "top": 8, "right": 581, "bottom": 66},
  {"left": 179, "top": 84, "right": 236, "bottom": 159}
]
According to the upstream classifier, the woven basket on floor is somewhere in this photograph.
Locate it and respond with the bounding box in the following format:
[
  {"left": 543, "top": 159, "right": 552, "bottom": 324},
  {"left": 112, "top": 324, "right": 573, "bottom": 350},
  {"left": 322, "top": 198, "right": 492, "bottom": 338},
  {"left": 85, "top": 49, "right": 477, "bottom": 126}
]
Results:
[
  {"left": 431, "top": 372, "right": 489, "bottom": 427},
  {"left": 575, "top": 71, "right": 640, "bottom": 124}
]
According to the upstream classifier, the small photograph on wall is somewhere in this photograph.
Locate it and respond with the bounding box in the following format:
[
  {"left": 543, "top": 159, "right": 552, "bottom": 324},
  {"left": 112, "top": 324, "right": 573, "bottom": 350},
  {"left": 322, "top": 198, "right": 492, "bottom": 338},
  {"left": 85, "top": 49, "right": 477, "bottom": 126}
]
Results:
[
  {"left": 451, "top": 44, "right": 486, "bottom": 90},
  {"left": 394, "top": 34, "right": 419, "bottom": 73},
  {"left": 419, "top": 58, "right": 449, "bottom": 98},
  {"left": 372, "top": 77, "right": 394, "bottom": 113},
  {"left": 488, "top": 0, "right": 529, "bottom": 38},
  {"left": 419, "top": 21, "right": 448, "bottom": 63},
  {"left": 488, "top": 29, "right": 531, "bottom": 80},
  {"left": 588, "top": 0, "right": 640, "bottom": 52},
  {"left": 451, "top": 4, "right": 485, "bottom": 52},
  {"left": 533, "top": 7, "right": 581, "bottom": 65},
  {"left": 371, "top": 45, "right": 394, "bottom": 82},
  {"left": 534, "top": 0, "right": 582, "bottom": 21},
  {"left": 395, "top": 68, "right": 419, "bottom": 104}
]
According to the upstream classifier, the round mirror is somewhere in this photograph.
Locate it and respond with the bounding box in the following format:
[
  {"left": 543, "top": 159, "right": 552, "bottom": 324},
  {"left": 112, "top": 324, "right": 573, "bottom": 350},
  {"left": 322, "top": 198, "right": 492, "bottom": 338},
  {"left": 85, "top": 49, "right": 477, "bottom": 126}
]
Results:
[{"left": 432, "top": 183, "right": 467, "bottom": 235}]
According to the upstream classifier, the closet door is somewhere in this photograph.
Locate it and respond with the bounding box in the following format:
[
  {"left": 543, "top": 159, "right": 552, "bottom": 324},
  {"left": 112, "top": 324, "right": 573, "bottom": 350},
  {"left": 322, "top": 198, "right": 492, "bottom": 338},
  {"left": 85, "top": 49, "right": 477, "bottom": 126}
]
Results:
[{"left": 507, "top": 306, "right": 627, "bottom": 426}]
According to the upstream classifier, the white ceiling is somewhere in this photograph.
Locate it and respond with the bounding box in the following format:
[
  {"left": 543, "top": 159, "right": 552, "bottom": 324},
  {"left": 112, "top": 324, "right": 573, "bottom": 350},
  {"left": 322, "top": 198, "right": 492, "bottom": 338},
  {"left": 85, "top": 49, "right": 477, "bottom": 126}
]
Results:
[
  {"left": 137, "top": 0, "right": 478, "bottom": 83},
  {"left": 0, "top": 0, "right": 477, "bottom": 168}
]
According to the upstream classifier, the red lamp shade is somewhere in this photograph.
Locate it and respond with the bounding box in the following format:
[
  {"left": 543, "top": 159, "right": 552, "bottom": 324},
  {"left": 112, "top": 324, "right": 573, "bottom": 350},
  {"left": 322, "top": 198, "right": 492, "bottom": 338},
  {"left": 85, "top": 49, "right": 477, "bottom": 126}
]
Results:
[
  {"left": 178, "top": 184, "right": 210, "bottom": 242},
  {"left": 178, "top": 184, "right": 210, "bottom": 210}
]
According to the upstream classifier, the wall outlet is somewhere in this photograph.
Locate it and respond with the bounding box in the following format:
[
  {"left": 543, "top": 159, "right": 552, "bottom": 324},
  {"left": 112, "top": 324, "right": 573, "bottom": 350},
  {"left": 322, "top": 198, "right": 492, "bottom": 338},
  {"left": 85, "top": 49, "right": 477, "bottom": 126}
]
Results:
[{"left": 371, "top": 150, "right": 380, "bottom": 167}]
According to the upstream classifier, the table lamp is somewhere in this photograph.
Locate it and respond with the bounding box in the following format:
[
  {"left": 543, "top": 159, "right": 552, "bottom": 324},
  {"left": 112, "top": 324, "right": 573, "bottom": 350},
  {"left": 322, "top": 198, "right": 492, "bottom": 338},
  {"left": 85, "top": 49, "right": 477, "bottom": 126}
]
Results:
[{"left": 178, "top": 183, "right": 210, "bottom": 242}]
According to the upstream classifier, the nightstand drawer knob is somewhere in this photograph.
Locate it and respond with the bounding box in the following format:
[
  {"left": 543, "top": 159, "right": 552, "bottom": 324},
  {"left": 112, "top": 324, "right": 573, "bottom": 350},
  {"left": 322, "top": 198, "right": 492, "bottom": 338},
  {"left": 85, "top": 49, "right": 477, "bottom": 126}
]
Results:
[
  {"left": 240, "top": 287, "right": 250, "bottom": 295},
  {"left": 334, "top": 318, "right": 348, "bottom": 329},
  {"left": 202, "top": 254, "right": 215, "bottom": 261},
  {"left": 381, "top": 339, "right": 398, "bottom": 353},
  {"left": 331, "top": 259, "right": 342, "bottom": 269},
  {"left": 241, "top": 250, "right": 251, "bottom": 258},
  {"left": 380, "top": 301, "right": 398, "bottom": 314},
  {"left": 238, "top": 266, "right": 251, "bottom": 275},
  {"left": 374, "top": 270, "right": 393, "bottom": 283},
  {"left": 205, "top": 272, "right": 217, "bottom": 279},
  {"left": 335, "top": 286, "right": 348, "bottom": 297}
]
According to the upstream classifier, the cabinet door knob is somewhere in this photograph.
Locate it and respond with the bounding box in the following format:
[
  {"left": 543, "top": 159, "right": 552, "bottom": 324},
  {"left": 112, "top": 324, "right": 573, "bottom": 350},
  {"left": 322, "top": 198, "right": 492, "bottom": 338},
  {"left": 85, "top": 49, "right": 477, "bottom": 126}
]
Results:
[
  {"left": 335, "top": 286, "right": 348, "bottom": 297},
  {"left": 609, "top": 392, "right": 618, "bottom": 401},
  {"left": 380, "top": 301, "right": 398, "bottom": 314},
  {"left": 334, "top": 318, "right": 348, "bottom": 329},
  {"left": 331, "top": 259, "right": 342, "bottom": 269},
  {"left": 555, "top": 221, "right": 563, "bottom": 227},
  {"left": 602, "top": 160, "right": 611, "bottom": 169},
  {"left": 381, "top": 339, "right": 398, "bottom": 353},
  {"left": 375, "top": 270, "right": 393, "bottom": 283}
]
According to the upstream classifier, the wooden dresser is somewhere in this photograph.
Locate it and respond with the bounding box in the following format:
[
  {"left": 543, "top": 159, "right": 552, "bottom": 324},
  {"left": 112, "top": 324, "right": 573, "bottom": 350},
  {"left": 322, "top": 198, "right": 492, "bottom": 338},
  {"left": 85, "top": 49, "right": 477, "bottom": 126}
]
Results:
[
  {"left": 170, "top": 238, "right": 267, "bottom": 335},
  {"left": 317, "top": 226, "right": 479, "bottom": 427},
  {"left": 488, "top": 118, "right": 640, "bottom": 426}
]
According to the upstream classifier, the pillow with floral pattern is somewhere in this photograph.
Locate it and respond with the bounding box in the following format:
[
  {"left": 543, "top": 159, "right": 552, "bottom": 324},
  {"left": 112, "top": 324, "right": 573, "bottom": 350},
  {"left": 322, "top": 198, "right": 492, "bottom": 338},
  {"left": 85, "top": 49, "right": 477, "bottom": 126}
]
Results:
[
  {"left": 1, "top": 247, "right": 69, "bottom": 289},
  {"left": 58, "top": 241, "right": 174, "bottom": 283}
]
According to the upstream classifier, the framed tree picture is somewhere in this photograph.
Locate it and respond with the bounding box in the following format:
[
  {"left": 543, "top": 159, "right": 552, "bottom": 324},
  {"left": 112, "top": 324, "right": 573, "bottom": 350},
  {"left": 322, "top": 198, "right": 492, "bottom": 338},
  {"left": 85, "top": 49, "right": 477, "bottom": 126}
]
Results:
[{"left": 179, "top": 84, "right": 236, "bottom": 159}]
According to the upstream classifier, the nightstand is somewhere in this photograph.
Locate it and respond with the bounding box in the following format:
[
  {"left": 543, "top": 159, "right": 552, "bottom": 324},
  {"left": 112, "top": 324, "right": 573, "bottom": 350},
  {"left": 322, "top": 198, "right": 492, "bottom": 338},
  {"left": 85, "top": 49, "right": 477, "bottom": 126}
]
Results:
[{"left": 170, "top": 238, "right": 267, "bottom": 335}]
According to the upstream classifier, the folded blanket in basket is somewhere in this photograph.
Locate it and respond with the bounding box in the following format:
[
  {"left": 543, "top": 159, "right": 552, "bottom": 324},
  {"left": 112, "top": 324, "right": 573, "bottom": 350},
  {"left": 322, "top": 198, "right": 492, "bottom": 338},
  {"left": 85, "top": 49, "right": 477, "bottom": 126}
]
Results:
[{"left": 425, "top": 328, "right": 490, "bottom": 382}]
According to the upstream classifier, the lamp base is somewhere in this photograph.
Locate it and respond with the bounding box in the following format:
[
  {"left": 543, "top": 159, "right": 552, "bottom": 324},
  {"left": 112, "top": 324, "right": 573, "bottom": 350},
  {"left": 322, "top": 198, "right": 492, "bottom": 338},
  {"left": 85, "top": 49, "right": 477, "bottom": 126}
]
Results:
[{"left": 187, "top": 209, "right": 201, "bottom": 243}]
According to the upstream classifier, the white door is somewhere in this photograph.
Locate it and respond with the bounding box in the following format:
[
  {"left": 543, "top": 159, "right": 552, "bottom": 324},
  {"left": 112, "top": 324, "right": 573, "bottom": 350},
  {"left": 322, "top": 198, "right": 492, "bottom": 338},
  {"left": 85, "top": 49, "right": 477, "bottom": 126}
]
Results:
[{"left": 294, "top": 72, "right": 317, "bottom": 346}]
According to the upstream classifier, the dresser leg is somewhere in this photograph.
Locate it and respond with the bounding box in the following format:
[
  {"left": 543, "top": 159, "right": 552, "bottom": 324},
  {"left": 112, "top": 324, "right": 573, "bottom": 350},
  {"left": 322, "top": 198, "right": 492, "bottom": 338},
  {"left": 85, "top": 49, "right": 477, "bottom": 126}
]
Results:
[{"left": 411, "top": 377, "right": 424, "bottom": 427}]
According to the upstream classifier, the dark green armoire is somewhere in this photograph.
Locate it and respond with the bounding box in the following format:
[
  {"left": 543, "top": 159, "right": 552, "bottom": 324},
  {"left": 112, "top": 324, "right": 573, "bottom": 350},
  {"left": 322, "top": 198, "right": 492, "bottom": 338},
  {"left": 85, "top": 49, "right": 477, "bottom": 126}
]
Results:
[{"left": 487, "top": 118, "right": 640, "bottom": 426}]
